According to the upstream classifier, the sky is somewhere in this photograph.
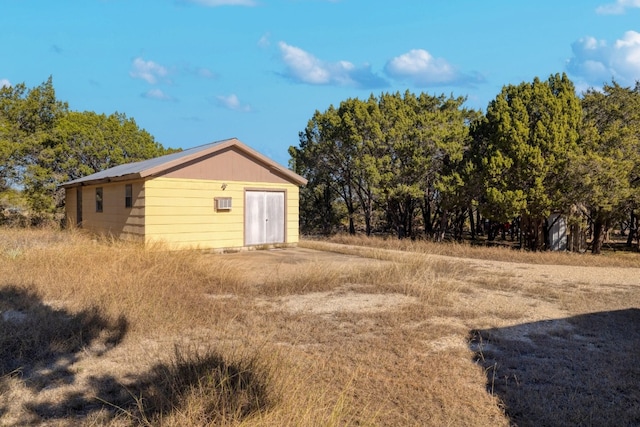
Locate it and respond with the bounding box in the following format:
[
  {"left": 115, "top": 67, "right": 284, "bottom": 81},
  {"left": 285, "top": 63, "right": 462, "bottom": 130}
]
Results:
[{"left": 2, "top": 0, "right": 640, "bottom": 166}]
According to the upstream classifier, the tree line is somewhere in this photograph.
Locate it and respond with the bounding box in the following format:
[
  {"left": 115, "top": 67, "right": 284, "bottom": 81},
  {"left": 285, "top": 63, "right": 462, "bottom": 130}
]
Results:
[
  {"left": 0, "top": 77, "right": 174, "bottom": 223},
  {"left": 289, "top": 73, "right": 640, "bottom": 254}
]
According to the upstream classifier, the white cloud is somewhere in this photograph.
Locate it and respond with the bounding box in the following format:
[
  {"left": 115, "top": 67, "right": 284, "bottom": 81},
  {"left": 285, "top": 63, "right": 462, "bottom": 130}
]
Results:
[
  {"left": 216, "top": 94, "right": 251, "bottom": 112},
  {"left": 278, "top": 42, "right": 332, "bottom": 84},
  {"left": 277, "top": 41, "right": 387, "bottom": 88},
  {"left": 129, "top": 57, "right": 169, "bottom": 84},
  {"left": 179, "top": 64, "right": 218, "bottom": 79},
  {"left": 142, "top": 88, "right": 174, "bottom": 101},
  {"left": 596, "top": 0, "right": 640, "bottom": 14},
  {"left": 567, "top": 31, "right": 640, "bottom": 85},
  {"left": 0, "top": 79, "right": 10, "bottom": 88},
  {"left": 258, "top": 32, "right": 271, "bottom": 48},
  {"left": 182, "top": 0, "right": 256, "bottom": 6},
  {"left": 195, "top": 67, "right": 216, "bottom": 79},
  {"left": 384, "top": 49, "right": 482, "bottom": 87}
]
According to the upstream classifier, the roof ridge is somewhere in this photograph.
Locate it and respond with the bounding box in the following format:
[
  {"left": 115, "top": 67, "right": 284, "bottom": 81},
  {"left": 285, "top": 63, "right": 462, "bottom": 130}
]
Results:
[{"left": 60, "top": 137, "right": 307, "bottom": 187}]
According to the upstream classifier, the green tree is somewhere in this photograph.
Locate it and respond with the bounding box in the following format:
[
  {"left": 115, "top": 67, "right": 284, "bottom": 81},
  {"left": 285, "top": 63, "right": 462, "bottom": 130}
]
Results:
[
  {"left": 28, "top": 111, "right": 173, "bottom": 213},
  {"left": 0, "top": 77, "right": 67, "bottom": 194},
  {"left": 1, "top": 77, "right": 174, "bottom": 218},
  {"left": 376, "top": 91, "right": 478, "bottom": 239},
  {"left": 290, "top": 110, "right": 344, "bottom": 235},
  {"left": 335, "top": 96, "right": 384, "bottom": 235},
  {"left": 377, "top": 91, "right": 430, "bottom": 238},
  {"left": 293, "top": 101, "right": 378, "bottom": 235},
  {"left": 419, "top": 94, "right": 479, "bottom": 241},
  {"left": 292, "top": 91, "right": 477, "bottom": 239},
  {"left": 577, "top": 81, "right": 640, "bottom": 254},
  {"left": 472, "top": 73, "right": 582, "bottom": 249}
]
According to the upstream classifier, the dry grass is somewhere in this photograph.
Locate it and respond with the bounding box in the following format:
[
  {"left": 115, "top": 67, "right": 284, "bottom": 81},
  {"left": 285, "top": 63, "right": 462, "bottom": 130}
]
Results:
[
  {"left": 1, "top": 228, "right": 639, "bottom": 426},
  {"left": 315, "top": 233, "right": 640, "bottom": 268}
]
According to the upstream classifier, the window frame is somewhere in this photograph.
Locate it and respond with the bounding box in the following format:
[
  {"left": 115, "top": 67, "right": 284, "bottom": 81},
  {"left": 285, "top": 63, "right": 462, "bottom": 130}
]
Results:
[
  {"left": 215, "top": 197, "right": 232, "bottom": 211},
  {"left": 125, "top": 184, "right": 133, "bottom": 208},
  {"left": 96, "top": 187, "right": 103, "bottom": 213}
]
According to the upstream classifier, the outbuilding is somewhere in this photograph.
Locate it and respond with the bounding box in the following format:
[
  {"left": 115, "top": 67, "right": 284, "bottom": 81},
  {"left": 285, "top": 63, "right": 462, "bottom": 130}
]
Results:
[{"left": 61, "top": 138, "right": 307, "bottom": 250}]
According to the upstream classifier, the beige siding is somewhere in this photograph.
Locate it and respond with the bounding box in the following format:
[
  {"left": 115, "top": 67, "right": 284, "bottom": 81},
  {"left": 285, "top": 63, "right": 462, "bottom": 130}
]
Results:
[
  {"left": 74, "top": 181, "right": 145, "bottom": 240},
  {"left": 144, "top": 177, "right": 300, "bottom": 250},
  {"left": 160, "top": 146, "right": 292, "bottom": 184},
  {"left": 64, "top": 188, "right": 78, "bottom": 227}
]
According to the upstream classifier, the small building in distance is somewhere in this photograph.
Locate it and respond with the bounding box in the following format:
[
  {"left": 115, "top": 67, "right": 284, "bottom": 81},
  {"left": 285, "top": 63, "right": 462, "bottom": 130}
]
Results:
[
  {"left": 61, "top": 138, "right": 307, "bottom": 250},
  {"left": 548, "top": 213, "right": 568, "bottom": 251}
]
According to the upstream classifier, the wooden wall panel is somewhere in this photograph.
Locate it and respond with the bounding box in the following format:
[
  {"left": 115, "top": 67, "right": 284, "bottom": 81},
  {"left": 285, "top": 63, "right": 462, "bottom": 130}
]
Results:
[
  {"left": 160, "top": 146, "right": 291, "bottom": 184},
  {"left": 74, "top": 181, "right": 145, "bottom": 240},
  {"left": 64, "top": 188, "right": 78, "bottom": 227},
  {"left": 144, "top": 178, "right": 300, "bottom": 250}
]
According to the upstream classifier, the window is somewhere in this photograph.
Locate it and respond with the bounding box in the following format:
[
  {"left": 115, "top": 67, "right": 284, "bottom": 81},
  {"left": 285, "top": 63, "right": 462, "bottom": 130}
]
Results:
[
  {"left": 96, "top": 187, "right": 103, "bottom": 212},
  {"left": 125, "top": 184, "right": 132, "bottom": 208},
  {"left": 215, "top": 197, "right": 232, "bottom": 211}
]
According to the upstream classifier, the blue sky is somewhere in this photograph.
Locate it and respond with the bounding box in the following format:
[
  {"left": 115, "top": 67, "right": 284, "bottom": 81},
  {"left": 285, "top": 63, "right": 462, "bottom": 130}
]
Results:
[{"left": 2, "top": 0, "right": 640, "bottom": 166}]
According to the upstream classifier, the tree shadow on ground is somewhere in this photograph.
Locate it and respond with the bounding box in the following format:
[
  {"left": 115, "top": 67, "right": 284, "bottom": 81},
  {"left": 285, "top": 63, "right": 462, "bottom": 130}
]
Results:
[
  {"left": 27, "top": 346, "right": 271, "bottom": 425},
  {"left": 0, "top": 285, "right": 128, "bottom": 424},
  {"left": 0, "top": 285, "right": 128, "bottom": 382},
  {"left": 470, "top": 309, "right": 640, "bottom": 427},
  {"left": 1, "top": 286, "right": 270, "bottom": 425}
]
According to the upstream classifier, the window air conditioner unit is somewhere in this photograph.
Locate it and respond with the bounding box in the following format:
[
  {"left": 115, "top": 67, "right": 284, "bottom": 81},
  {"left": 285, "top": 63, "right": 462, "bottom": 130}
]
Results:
[{"left": 215, "top": 197, "right": 232, "bottom": 211}]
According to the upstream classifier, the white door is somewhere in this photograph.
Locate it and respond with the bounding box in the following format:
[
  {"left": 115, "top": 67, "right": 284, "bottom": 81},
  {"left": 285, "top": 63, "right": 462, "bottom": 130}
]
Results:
[{"left": 245, "top": 191, "right": 285, "bottom": 245}]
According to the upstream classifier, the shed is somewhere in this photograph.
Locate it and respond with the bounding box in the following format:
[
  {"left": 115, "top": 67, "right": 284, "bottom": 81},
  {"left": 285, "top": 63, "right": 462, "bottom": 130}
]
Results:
[
  {"left": 548, "top": 213, "right": 568, "bottom": 251},
  {"left": 61, "top": 138, "right": 307, "bottom": 250}
]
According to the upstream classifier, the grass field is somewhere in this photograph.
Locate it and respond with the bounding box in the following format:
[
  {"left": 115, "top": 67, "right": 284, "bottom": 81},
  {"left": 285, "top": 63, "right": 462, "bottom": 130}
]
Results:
[{"left": 1, "top": 229, "right": 639, "bottom": 426}]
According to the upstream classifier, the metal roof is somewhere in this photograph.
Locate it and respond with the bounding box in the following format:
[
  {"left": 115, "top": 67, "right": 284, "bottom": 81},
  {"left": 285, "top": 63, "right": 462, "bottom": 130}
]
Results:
[{"left": 60, "top": 137, "right": 307, "bottom": 187}]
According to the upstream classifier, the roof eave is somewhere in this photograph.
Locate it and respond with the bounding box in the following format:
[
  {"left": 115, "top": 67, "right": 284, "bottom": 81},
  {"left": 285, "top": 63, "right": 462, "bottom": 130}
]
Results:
[
  {"left": 60, "top": 173, "right": 143, "bottom": 188},
  {"left": 60, "top": 137, "right": 308, "bottom": 188},
  {"left": 268, "top": 165, "right": 308, "bottom": 186},
  {"left": 139, "top": 140, "right": 237, "bottom": 178},
  {"left": 141, "top": 138, "right": 308, "bottom": 186},
  {"left": 230, "top": 141, "right": 308, "bottom": 186}
]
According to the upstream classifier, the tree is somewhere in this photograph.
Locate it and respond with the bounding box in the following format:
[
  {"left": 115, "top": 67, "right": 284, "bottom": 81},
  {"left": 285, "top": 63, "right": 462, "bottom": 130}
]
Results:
[
  {"left": 27, "top": 111, "right": 173, "bottom": 213},
  {"left": 419, "top": 94, "right": 479, "bottom": 241},
  {"left": 292, "top": 99, "right": 383, "bottom": 235},
  {"left": 0, "top": 77, "right": 67, "bottom": 194},
  {"left": 290, "top": 112, "right": 344, "bottom": 235},
  {"left": 292, "top": 106, "right": 352, "bottom": 234},
  {"left": 577, "top": 81, "right": 640, "bottom": 254},
  {"left": 292, "top": 91, "right": 478, "bottom": 238},
  {"left": 472, "top": 73, "right": 582, "bottom": 249},
  {"left": 1, "top": 78, "right": 175, "bottom": 218},
  {"left": 335, "top": 96, "right": 384, "bottom": 235},
  {"left": 376, "top": 91, "right": 431, "bottom": 238},
  {"left": 375, "top": 91, "right": 479, "bottom": 239}
]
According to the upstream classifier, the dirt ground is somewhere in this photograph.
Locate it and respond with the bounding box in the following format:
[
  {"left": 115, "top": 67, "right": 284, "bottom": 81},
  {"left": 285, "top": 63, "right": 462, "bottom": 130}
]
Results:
[
  {"left": 2, "top": 242, "right": 640, "bottom": 426},
  {"left": 229, "top": 245, "right": 639, "bottom": 320},
  {"left": 228, "top": 247, "right": 416, "bottom": 313},
  {"left": 225, "top": 246, "right": 640, "bottom": 426}
]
